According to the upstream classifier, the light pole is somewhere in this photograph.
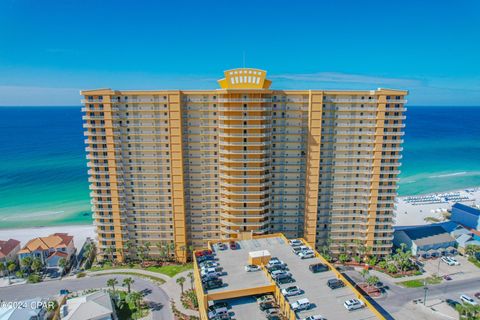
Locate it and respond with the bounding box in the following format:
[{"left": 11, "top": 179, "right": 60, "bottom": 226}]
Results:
[{"left": 423, "top": 279, "right": 429, "bottom": 306}]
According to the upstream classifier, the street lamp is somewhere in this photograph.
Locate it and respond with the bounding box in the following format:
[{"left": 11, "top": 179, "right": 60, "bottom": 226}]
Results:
[{"left": 423, "top": 279, "right": 429, "bottom": 306}]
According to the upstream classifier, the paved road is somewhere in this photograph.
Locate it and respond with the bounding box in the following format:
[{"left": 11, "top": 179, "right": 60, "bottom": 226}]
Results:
[
  {"left": 346, "top": 270, "right": 480, "bottom": 318},
  {"left": 0, "top": 275, "right": 173, "bottom": 320}
]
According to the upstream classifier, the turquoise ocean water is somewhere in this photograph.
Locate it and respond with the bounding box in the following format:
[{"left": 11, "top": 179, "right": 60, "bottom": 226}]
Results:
[{"left": 0, "top": 106, "right": 479, "bottom": 229}]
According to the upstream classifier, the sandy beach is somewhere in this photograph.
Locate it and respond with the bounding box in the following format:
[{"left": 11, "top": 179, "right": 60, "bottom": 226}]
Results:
[
  {"left": 395, "top": 187, "right": 480, "bottom": 226},
  {"left": 0, "top": 224, "right": 95, "bottom": 249}
]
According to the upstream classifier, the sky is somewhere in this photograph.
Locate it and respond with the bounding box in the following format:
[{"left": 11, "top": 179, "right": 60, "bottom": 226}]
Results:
[{"left": 0, "top": 0, "right": 479, "bottom": 106}]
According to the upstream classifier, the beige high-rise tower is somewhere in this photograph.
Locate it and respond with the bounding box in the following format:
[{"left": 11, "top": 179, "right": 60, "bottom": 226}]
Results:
[{"left": 81, "top": 68, "right": 407, "bottom": 262}]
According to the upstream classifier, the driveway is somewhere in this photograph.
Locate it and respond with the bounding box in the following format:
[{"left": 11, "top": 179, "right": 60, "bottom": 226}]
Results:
[
  {"left": 0, "top": 274, "right": 173, "bottom": 320},
  {"left": 421, "top": 256, "right": 479, "bottom": 281}
]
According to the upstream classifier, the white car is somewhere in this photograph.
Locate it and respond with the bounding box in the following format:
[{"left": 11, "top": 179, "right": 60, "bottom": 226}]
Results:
[
  {"left": 344, "top": 299, "right": 365, "bottom": 311},
  {"left": 244, "top": 264, "right": 261, "bottom": 272},
  {"left": 460, "top": 294, "right": 477, "bottom": 305},
  {"left": 299, "top": 250, "right": 315, "bottom": 259},
  {"left": 441, "top": 256, "right": 456, "bottom": 266},
  {"left": 449, "top": 257, "right": 460, "bottom": 265},
  {"left": 267, "top": 259, "right": 285, "bottom": 267},
  {"left": 302, "top": 315, "right": 326, "bottom": 320},
  {"left": 291, "top": 298, "right": 311, "bottom": 311},
  {"left": 281, "top": 285, "right": 302, "bottom": 297},
  {"left": 271, "top": 270, "right": 291, "bottom": 279},
  {"left": 200, "top": 268, "right": 220, "bottom": 277},
  {"left": 289, "top": 239, "right": 303, "bottom": 246}
]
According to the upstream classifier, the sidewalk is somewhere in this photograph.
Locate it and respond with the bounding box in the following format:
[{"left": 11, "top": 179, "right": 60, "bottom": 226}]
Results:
[
  {"left": 87, "top": 268, "right": 171, "bottom": 282},
  {"left": 161, "top": 270, "right": 199, "bottom": 317}
]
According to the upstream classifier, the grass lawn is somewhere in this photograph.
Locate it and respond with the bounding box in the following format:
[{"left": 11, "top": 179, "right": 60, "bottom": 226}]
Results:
[
  {"left": 397, "top": 276, "right": 442, "bottom": 288},
  {"left": 89, "top": 262, "right": 192, "bottom": 277},
  {"left": 468, "top": 257, "right": 480, "bottom": 268},
  {"left": 95, "top": 271, "right": 165, "bottom": 285},
  {"left": 146, "top": 263, "right": 192, "bottom": 277}
]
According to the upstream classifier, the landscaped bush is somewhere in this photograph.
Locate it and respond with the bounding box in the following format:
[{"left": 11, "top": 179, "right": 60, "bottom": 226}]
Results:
[{"left": 27, "top": 274, "right": 42, "bottom": 283}]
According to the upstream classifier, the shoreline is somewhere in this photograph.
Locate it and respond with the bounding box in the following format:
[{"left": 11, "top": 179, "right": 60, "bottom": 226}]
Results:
[{"left": 0, "top": 186, "right": 478, "bottom": 244}]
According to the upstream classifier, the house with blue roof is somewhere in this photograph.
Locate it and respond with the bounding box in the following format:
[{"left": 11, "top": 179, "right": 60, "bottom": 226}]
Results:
[
  {"left": 393, "top": 225, "right": 457, "bottom": 258},
  {"left": 451, "top": 203, "right": 480, "bottom": 231}
]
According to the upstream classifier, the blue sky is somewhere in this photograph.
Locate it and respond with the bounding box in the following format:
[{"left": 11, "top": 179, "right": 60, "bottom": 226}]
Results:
[{"left": 0, "top": 0, "right": 479, "bottom": 106}]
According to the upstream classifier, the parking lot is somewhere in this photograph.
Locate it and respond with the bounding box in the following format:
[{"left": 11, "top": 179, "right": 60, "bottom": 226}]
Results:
[
  {"left": 205, "top": 236, "right": 378, "bottom": 319},
  {"left": 421, "top": 255, "right": 480, "bottom": 281}
]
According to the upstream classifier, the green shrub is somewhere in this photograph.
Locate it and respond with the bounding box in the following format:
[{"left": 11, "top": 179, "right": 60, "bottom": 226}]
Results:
[
  {"left": 27, "top": 274, "right": 41, "bottom": 283},
  {"left": 76, "top": 272, "right": 86, "bottom": 278}
]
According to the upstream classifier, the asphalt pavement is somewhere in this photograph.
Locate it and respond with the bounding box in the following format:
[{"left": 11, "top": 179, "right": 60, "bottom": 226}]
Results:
[{"left": 0, "top": 274, "right": 173, "bottom": 320}]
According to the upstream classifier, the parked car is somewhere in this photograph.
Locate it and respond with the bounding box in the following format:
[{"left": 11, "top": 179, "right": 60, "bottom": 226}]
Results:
[
  {"left": 202, "top": 249, "right": 213, "bottom": 256},
  {"left": 202, "top": 274, "right": 219, "bottom": 282},
  {"left": 217, "top": 243, "right": 227, "bottom": 250},
  {"left": 281, "top": 285, "right": 302, "bottom": 297},
  {"left": 443, "top": 275, "right": 452, "bottom": 281},
  {"left": 259, "top": 301, "right": 278, "bottom": 311},
  {"left": 257, "top": 295, "right": 275, "bottom": 304},
  {"left": 309, "top": 263, "right": 329, "bottom": 273},
  {"left": 276, "top": 274, "right": 295, "bottom": 284},
  {"left": 441, "top": 256, "right": 455, "bottom": 266},
  {"left": 208, "top": 305, "right": 228, "bottom": 319},
  {"left": 299, "top": 250, "right": 315, "bottom": 259},
  {"left": 59, "top": 289, "right": 70, "bottom": 295},
  {"left": 271, "top": 270, "right": 291, "bottom": 279},
  {"left": 205, "top": 279, "right": 223, "bottom": 290},
  {"left": 245, "top": 264, "right": 261, "bottom": 272},
  {"left": 212, "top": 302, "right": 229, "bottom": 310},
  {"left": 200, "top": 261, "right": 219, "bottom": 268},
  {"left": 302, "top": 315, "right": 327, "bottom": 320},
  {"left": 446, "top": 299, "right": 460, "bottom": 309},
  {"left": 460, "top": 294, "right": 477, "bottom": 305},
  {"left": 475, "top": 292, "right": 480, "bottom": 299},
  {"left": 293, "top": 245, "right": 310, "bottom": 255},
  {"left": 264, "top": 308, "right": 280, "bottom": 317},
  {"left": 229, "top": 241, "right": 238, "bottom": 250},
  {"left": 344, "top": 299, "right": 365, "bottom": 311},
  {"left": 449, "top": 257, "right": 460, "bottom": 265},
  {"left": 267, "top": 258, "right": 285, "bottom": 267},
  {"left": 289, "top": 239, "right": 303, "bottom": 247},
  {"left": 201, "top": 267, "right": 221, "bottom": 277},
  {"left": 291, "top": 298, "right": 311, "bottom": 311},
  {"left": 267, "top": 264, "right": 287, "bottom": 272},
  {"left": 327, "top": 278, "right": 345, "bottom": 290}
]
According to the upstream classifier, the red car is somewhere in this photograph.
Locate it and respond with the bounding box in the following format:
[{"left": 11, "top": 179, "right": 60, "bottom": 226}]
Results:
[
  {"left": 194, "top": 251, "right": 204, "bottom": 257},
  {"left": 229, "top": 241, "right": 237, "bottom": 250}
]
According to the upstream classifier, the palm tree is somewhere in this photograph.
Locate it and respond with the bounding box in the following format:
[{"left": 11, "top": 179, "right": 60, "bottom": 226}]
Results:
[
  {"left": 366, "top": 275, "right": 379, "bottom": 289},
  {"left": 167, "top": 242, "right": 175, "bottom": 261},
  {"left": 107, "top": 278, "right": 118, "bottom": 292},
  {"left": 124, "top": 240, "right": 134, "bottom": 260},
  {"left": 187, "top": 272, "right": 194, "bottom": 290},
  {"left": 0, "top": 263, "right": 5, "bottom": 278},
  {"left": 465, "top": 244, "right": 480, "bottom": 257},
  {"left": 58, "top": 258, "right": 67, "bottom": 271},
  {"left": 176, "top": 276, "right": 186, "bottom": 294},
  {"left": 126, "top": 291, "right": 142, "bottom": 319},
  {"left": 144, "top": 242, "right": 151, "bottom": 260},
  {"left": 122, "top": 277, "right": 135, "bottom": 293},
  {"left": 7, "top": 261, "right": 16, "bottom": 280},
  {"left": 456, "top": 302, "right": 479, "bottom": 319},
  {"left": 360, "top": 269, "right": 369, "bottom": 283},
  {"left": 21, "top": 256, "right": 33, "bottom": 272},
  {"left": 104, "top": 246, "right": 114, "bottom": 262},
  {"left": 31, "top": 258, "right": 43, "bottom": 274}
]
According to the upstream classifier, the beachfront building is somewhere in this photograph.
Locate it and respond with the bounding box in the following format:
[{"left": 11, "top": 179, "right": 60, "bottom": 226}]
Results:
[
  {"left": 81, "top": 68, "right": 408, "bottom": 262},
  {"left": 451, "top": 203, "right": 480, "bottom": 231},
  {"left": 0, "top": 238, "right": 21, "bottom": 265},
  {"left": 0, "top": 298, "right": 48, "bottom": 320},
  {"left": 18, "top": 233, "right": 75, "bottom": 268},
  {"left": 393, "top": 225, "right": 457, "bottom": 258}
]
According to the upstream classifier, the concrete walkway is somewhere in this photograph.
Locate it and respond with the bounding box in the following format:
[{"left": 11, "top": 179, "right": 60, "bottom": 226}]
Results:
[{"left": 161, "top": 270, "right": 199, "bottom": 317}]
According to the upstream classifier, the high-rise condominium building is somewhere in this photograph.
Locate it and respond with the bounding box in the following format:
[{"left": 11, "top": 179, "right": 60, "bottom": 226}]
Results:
[{"left": 82, "top": 68, "right": 407, "bottom": 262}]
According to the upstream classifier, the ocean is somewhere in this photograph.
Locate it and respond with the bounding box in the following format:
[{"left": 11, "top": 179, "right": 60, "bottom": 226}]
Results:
[{"left": 0, "top": 106, "right": 479, "bottom": 229}]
